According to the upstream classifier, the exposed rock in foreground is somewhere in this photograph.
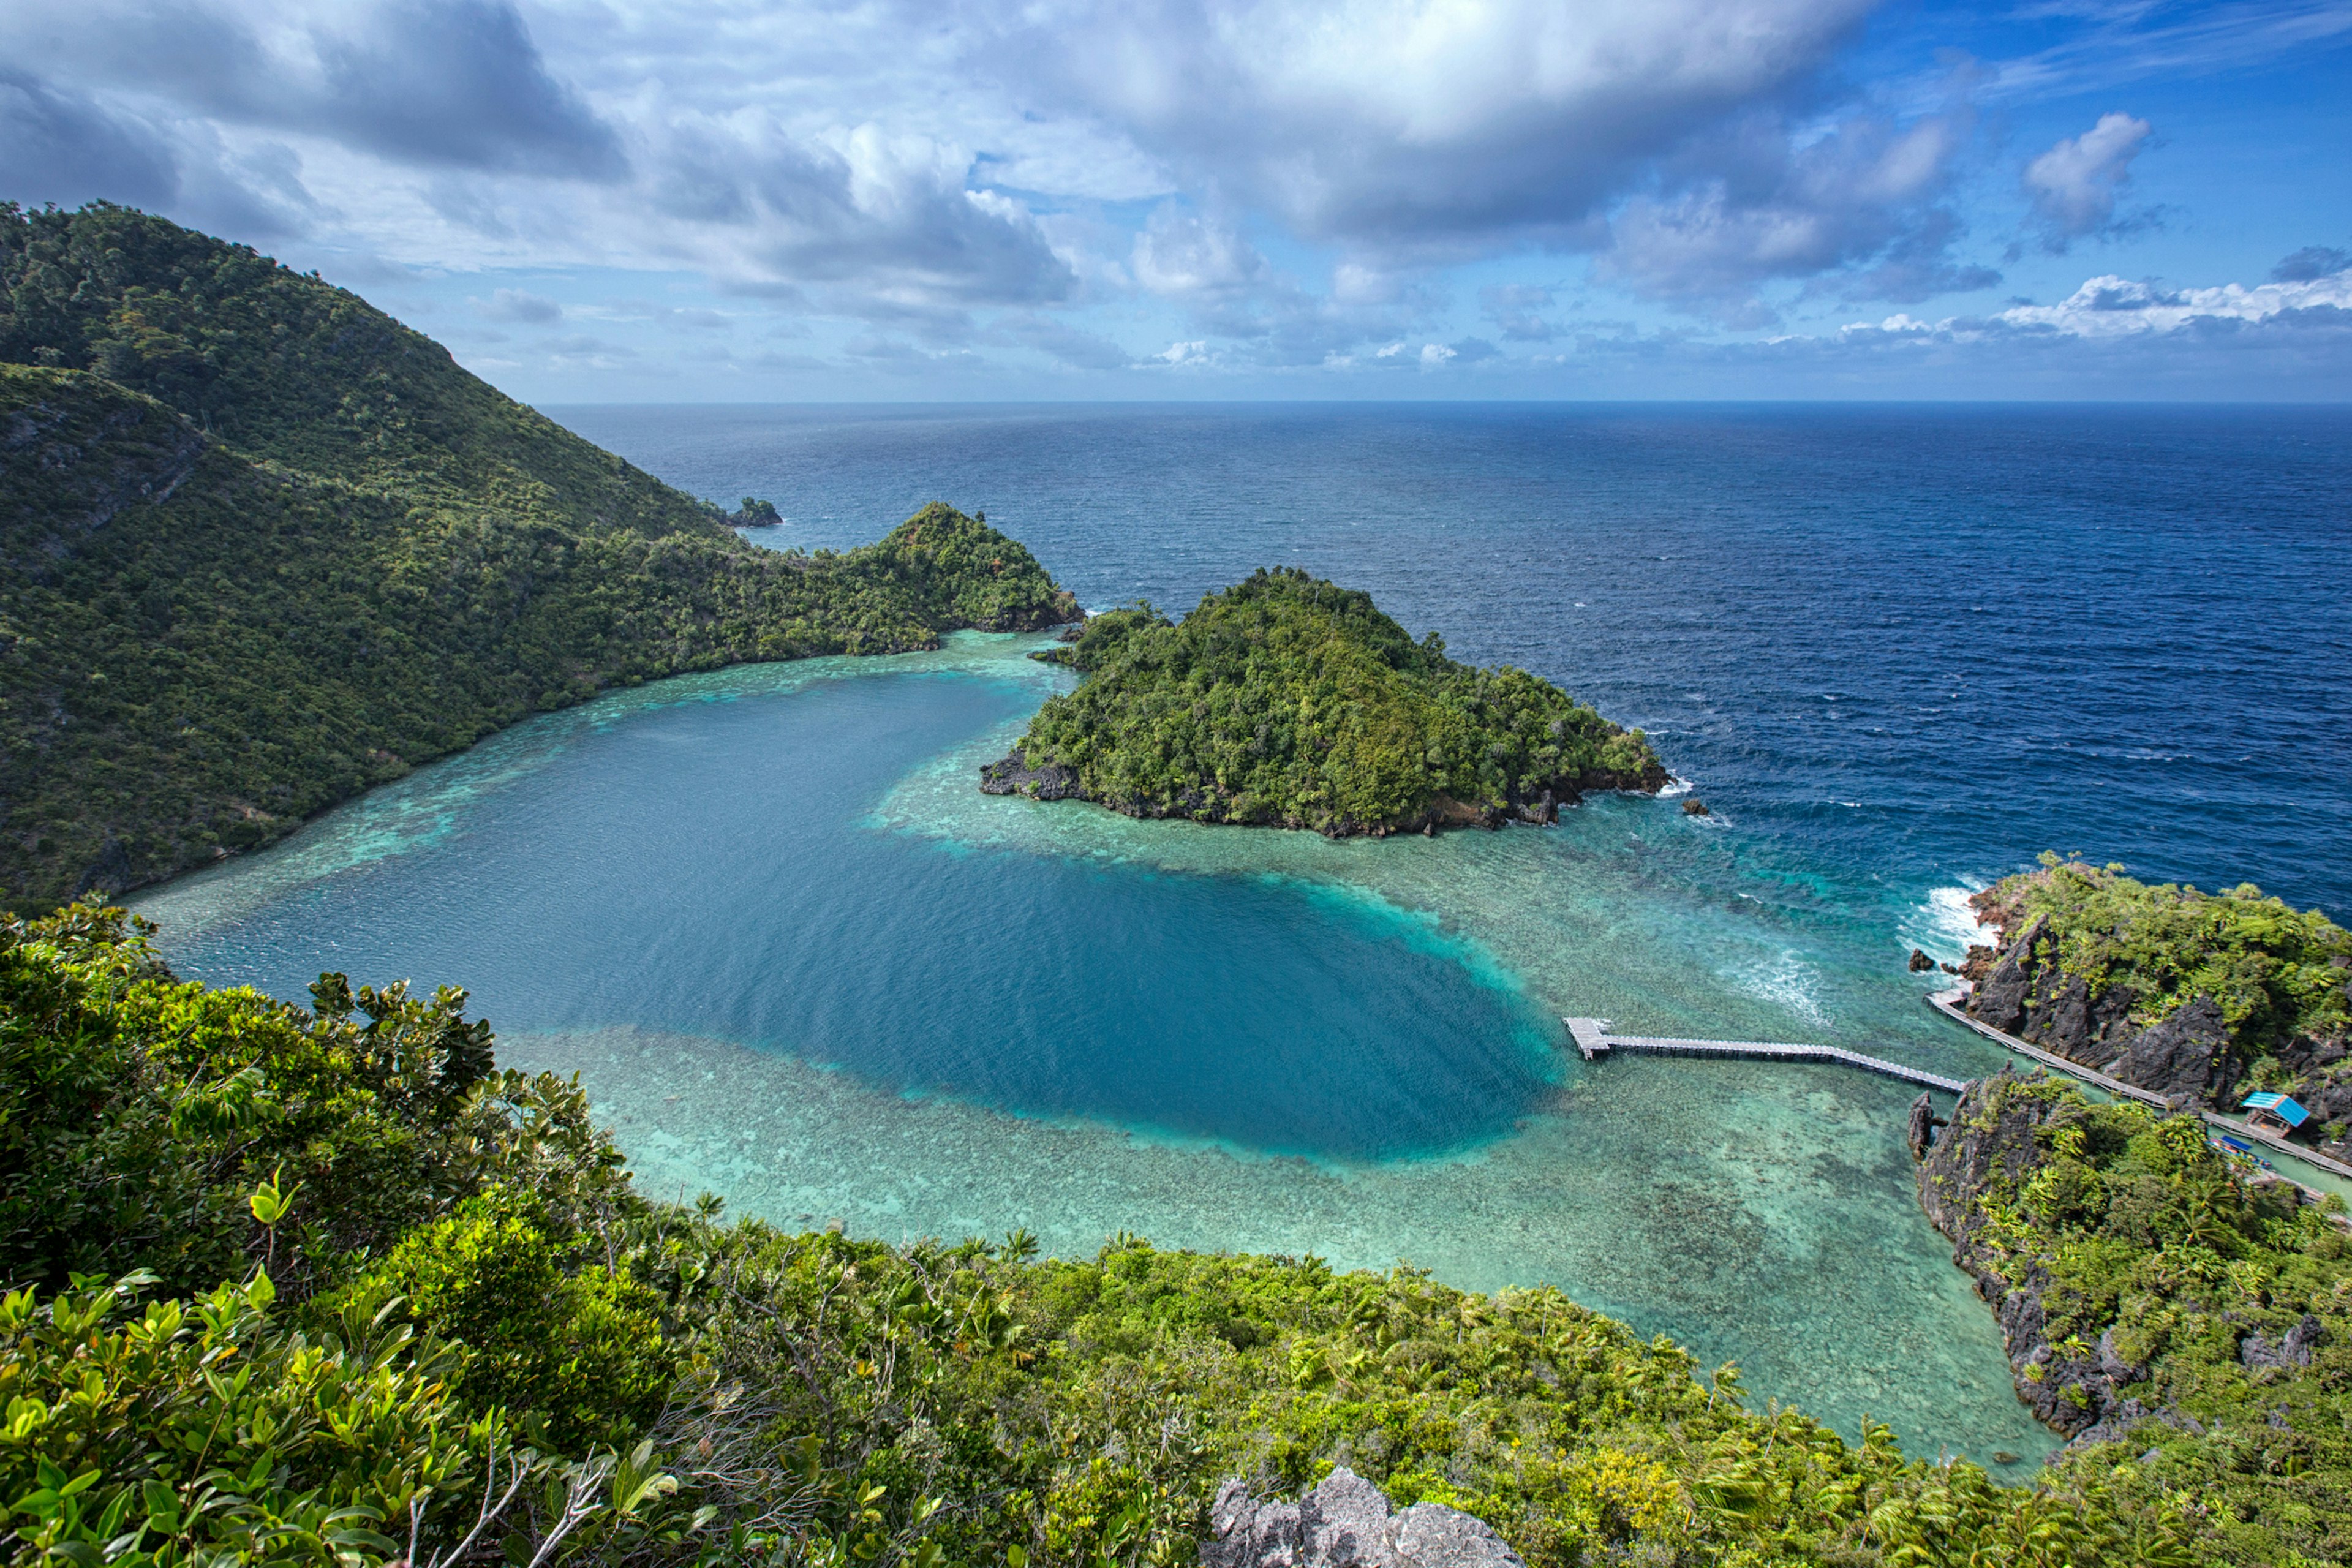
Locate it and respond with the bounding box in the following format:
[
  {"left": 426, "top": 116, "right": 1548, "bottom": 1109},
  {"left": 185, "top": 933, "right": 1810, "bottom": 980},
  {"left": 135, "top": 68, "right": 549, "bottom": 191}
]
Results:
[{"left": 1202, "top": 1468, "right": 1525, "bottom": 1568}]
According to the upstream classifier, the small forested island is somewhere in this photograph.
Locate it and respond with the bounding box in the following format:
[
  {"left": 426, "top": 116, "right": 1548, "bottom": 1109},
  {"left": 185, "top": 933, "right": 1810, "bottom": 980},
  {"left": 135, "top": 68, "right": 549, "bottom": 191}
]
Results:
[
  {"left": 0, "top": 203, "right": 1076, "bottom": 910},
  {"left": 1960, "top": 856, "right": 2352, "bottom": 1159},
  {"left": 980, "top": 569, "right": 1667, "bottom": 835}
]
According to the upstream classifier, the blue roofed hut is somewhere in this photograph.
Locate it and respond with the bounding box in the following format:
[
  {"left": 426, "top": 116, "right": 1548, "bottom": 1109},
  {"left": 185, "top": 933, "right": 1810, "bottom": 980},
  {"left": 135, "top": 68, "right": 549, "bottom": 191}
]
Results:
[{"left": 2240, "top": 1091, "right": 2310, "bottom": 1134}]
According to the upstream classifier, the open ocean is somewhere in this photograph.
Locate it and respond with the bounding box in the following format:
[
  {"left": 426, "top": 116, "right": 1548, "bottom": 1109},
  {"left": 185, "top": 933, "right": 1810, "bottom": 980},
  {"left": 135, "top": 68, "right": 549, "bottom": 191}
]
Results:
[{"left": 134, "top": 402, "right": 2352, "bottom": 1473}]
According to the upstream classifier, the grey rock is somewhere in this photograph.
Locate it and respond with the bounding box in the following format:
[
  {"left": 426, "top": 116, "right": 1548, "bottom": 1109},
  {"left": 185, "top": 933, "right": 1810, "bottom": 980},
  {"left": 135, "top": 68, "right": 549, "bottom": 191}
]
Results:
[
  {"left": 2240, "top": 1314, "right": 2324, "bottom": 1372},
  {"left": 1391, "top": 1505, "right": 1525, "bottom": 1568},
  {"left": 1907, "top": 1091, "right": 1936, "bottom": 1162},
  {"left": 978, "top": 752, "right": 1084, "bottom": 801},
  {"left": 2114, "top": 996, "right": 2234, "bottom": 1101},
  {"left": 1970, "top": 916, "right": 2045, "bottom": 1033},
  {"left": 1202, "top": 1468, "right": 1524, "bottom": 1568}
]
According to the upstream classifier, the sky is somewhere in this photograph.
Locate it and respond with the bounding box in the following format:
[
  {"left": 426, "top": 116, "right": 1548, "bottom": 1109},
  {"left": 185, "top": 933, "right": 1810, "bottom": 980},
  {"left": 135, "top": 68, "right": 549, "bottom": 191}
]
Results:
[{"left": 3, "top": 0, "right": 2349, "bottom": 401}]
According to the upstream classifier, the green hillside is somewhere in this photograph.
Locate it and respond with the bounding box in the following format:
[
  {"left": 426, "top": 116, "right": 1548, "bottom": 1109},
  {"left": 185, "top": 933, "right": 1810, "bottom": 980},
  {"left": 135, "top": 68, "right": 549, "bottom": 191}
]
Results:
[
  {"left": 0, "top": 903, "right": 2198, "bottom": 1567},
  {"left": 985, "top": 568, "right": 1665, "bottom": 834},
  {"left": 0, "top": 203, "right": 1076, "bottom": 910}
]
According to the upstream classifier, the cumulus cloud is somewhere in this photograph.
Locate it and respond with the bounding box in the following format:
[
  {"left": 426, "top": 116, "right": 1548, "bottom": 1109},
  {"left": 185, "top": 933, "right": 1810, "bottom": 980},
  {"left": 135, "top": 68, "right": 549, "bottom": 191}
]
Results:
[
  {"left": 1596, "top": 106, "right": 1996, "bottom": 323},
  {"left": 2022, "top": 112, "right": 2152, "bottom": 249},
  {"left": 1015, "top": 0, "right": 1876, "bottom": 252},
  {"left": 1994, "top": 268, "right": 2350, "bottom": 337},
  {"left": 1131, "top": 207, "right": 1270, "bottom": 300}
]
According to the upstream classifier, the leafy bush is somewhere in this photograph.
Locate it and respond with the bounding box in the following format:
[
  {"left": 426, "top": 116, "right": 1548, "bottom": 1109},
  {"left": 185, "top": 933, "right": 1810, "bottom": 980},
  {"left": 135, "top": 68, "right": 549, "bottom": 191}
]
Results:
[
  {"left": 0, "top": 1267, "right": 508, "bottom": 1566},
  {"left": 361, "top": 1188, "right": 674, "bottom": 1453},
  {"left": 1004, "top": 568, "right": 1665, "bottom": 835},
  {"left": 0, "top": 904, "right": 632, "bottom": 1301}
]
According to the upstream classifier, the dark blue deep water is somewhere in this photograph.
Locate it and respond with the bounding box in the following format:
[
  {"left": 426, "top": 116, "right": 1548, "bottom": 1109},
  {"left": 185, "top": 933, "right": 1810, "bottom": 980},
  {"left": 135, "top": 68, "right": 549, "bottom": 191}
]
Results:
[
  {"left": 559, "top": 402, "right": 2352, "bottom": 916},
  {"left": 140, "top": 402, "right": 2351, "bottom": 1466}
]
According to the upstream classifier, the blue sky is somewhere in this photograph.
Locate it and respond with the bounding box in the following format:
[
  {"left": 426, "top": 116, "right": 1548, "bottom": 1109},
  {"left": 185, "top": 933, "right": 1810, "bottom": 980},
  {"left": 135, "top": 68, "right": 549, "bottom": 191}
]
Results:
[{"left": 4, "top": 0, "right": 2348, "bottom": 399}]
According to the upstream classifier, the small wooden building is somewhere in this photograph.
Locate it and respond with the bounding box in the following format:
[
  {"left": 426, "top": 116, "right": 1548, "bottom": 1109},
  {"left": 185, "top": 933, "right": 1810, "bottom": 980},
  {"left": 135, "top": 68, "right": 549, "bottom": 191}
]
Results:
[{"left": 2240, "top": 1091, "right": 2311, "bottom": 1136}]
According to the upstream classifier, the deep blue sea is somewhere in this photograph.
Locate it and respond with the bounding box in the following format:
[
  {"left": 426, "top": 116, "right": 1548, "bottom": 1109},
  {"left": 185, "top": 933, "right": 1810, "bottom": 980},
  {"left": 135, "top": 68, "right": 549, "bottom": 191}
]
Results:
[{"left": 137, "top": 403, "right": 2352, "bottom": 1474}]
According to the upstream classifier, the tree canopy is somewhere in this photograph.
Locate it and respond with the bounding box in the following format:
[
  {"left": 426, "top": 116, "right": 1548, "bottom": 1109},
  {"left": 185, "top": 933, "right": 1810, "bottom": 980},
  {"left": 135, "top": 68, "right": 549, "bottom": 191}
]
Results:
[{"left": 992, "top": 568, "right": 1664, "bottom": 835}]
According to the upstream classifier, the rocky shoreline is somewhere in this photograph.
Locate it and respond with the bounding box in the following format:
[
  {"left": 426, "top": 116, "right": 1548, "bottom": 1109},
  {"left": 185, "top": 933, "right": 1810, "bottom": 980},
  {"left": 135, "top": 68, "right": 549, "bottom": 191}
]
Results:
[
  {"left": 976, "top": 746, "right": 1663, "bottom": 837},
  {"left": 1913, "top": 1069, "right": 2328, "bottom": 1456},
  {"left": 1959, "top": 891, "right": 2352, "bottom": 1164}
]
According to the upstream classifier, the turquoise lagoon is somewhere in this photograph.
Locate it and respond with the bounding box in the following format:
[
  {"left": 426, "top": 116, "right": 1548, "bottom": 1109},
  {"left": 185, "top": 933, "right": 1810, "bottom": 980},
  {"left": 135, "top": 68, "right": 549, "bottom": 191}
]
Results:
[{"left": 136, "top": 632, "right": 2052, "bottom": 1472}]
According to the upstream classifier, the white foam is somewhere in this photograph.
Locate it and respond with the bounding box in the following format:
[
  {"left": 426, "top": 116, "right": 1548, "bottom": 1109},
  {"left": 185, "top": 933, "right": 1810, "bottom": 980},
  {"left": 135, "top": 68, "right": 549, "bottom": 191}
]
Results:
[
  {"left": 1725, "top": 949, "right": 1833, "bottom": 1033},
  {"left": 1903, "top": 884, "right": 1991, "bottom": 965},
  {"left": 1658, "top": 775, "right": 1695, "bottom": 798}
]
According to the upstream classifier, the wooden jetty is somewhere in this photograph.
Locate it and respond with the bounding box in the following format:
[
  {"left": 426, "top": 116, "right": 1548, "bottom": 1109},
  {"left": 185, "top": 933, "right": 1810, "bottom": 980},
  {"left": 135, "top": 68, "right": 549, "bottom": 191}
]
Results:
[
  {"left": 1926, "top": 987, "right": 2352, "bottom": 1185},
  {"left": 1563, "top": 1017, "right": 1966, "bottom": 1094}
]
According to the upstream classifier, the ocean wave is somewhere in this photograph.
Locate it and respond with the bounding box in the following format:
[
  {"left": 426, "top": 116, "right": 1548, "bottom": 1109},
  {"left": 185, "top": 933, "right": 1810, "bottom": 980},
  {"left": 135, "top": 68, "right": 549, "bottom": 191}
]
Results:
[{"left": 1904, "top": 883, "right": 1991, "bottom": 964}]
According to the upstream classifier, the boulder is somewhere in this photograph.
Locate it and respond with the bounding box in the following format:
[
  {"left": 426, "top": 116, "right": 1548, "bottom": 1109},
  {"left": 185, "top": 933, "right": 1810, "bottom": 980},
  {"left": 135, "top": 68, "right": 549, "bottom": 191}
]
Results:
[
  {"left": 2241, "top": 1314, "right": 2325, "bottom": 1372},
  {"left": 1909, "top": 948, "right": 1934, "bottom": 973},
  {"left": 978, "top": 753, "right": 1085, "bottom": 801},
  {"left": 1681, "top": 799, "right": 1709, "bottom": 816},
  {"left": 1202, "top": 1469, "right": 1525, "bottom": 1568}
]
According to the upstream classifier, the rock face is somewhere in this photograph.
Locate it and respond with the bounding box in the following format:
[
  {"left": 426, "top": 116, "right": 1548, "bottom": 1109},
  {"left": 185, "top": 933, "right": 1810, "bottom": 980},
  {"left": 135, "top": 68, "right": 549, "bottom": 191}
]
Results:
[
  {"left": 1963, "top": 914, "right": 2237, "bottom": 1107},
  {"left": 978, "top": 752, "right": 1085, "bottom": 800},
  {"left": 1915, "top": 1072, "right": 2154, "bottom": 1442},
  {"left": 2113, "top": 997, "right": 2232, "bottom": 1101},
  {"left": 1201, "top": 1469, "right": 1525, "bottom": 1568}
]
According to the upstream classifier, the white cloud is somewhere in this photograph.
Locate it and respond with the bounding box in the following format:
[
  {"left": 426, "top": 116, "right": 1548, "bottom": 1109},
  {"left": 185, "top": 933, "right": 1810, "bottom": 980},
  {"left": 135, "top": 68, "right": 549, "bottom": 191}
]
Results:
[
  {"left": 1131, "top": 207, "right": 1268, "bottom": 299},
  {"left": 1996, "top": 268, "right": 2351, "bottom": 337},
  {"left": 2022, "top": 112, "right": 2152, "bottom": 247},
  {"left": 1037, "top": 0, "right": 1875, "bottom": 244},
  {"left": 1596, "top": 105, "right": 1995, "bottom": 322}
]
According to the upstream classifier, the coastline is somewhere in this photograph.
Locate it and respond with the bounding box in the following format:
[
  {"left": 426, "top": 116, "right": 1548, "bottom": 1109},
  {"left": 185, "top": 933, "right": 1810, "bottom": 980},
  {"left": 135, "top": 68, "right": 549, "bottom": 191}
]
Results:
[{"left": 1928, "top": 985, "right": 2352, "bottom": 1198}]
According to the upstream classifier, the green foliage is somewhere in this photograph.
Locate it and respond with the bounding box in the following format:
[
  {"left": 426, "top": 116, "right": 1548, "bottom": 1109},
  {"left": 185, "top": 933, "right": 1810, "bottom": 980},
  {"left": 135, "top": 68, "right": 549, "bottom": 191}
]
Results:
[
  {"left": 0, "top": 903, "right": 633, "bottom": 1302},
  {"left": 360, "top": 1189, "right": 674, "bottom": 1453},
  {"left": 1982, "top": 857, "right": 2352, "bottom": 1054},
  {"left": 0, "top": 203, "right": 1076, "bottom": 910},
  {"left": 1007, "top": 569, "right": 1665, "bottom": 834},
  {"left": 1942, "top": 1074, "right": 2352, "bottom": 1566},
  {"left": 0, "top": 1268, "right": 492, "bottom": 1566}
]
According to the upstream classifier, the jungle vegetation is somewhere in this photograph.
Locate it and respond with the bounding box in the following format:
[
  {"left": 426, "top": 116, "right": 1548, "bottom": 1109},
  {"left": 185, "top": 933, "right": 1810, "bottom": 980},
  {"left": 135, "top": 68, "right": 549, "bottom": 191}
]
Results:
[
  {"left": 0, "top": 903, "right": 2216, "bottom": 1567},
  {"left": 0, "top": 202, "right": 1076, "bottom": 911},
  {"left": 995, "top": 570, "right": 1665, "bottom": 835},
  {"left": 1972, "top": 858, "right": 2352, "bottom": 1071},
  {"left": 1926, "top": 1072, "right": 2352, "bottom": 1566}
]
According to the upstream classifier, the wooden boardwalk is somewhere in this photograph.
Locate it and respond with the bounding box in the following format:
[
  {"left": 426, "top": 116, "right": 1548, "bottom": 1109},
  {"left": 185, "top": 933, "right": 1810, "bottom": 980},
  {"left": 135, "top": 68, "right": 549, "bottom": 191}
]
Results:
[
  {"left": 1925, "top": 988, "right": 2352, "bottom": 1185},
  {"left": 1563, "top": 1018, "right": 1966, "bottom": 1093}
]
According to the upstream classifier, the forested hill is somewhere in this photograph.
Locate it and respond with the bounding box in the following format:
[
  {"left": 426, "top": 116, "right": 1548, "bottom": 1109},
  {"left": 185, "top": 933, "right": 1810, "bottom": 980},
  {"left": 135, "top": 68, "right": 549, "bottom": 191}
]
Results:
[
  {"left": 0, "top": 203, "right": 1077, "bottom": 911},
  {"left": 984, "top": 568, "right": 1665, "bottom": 835}
]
